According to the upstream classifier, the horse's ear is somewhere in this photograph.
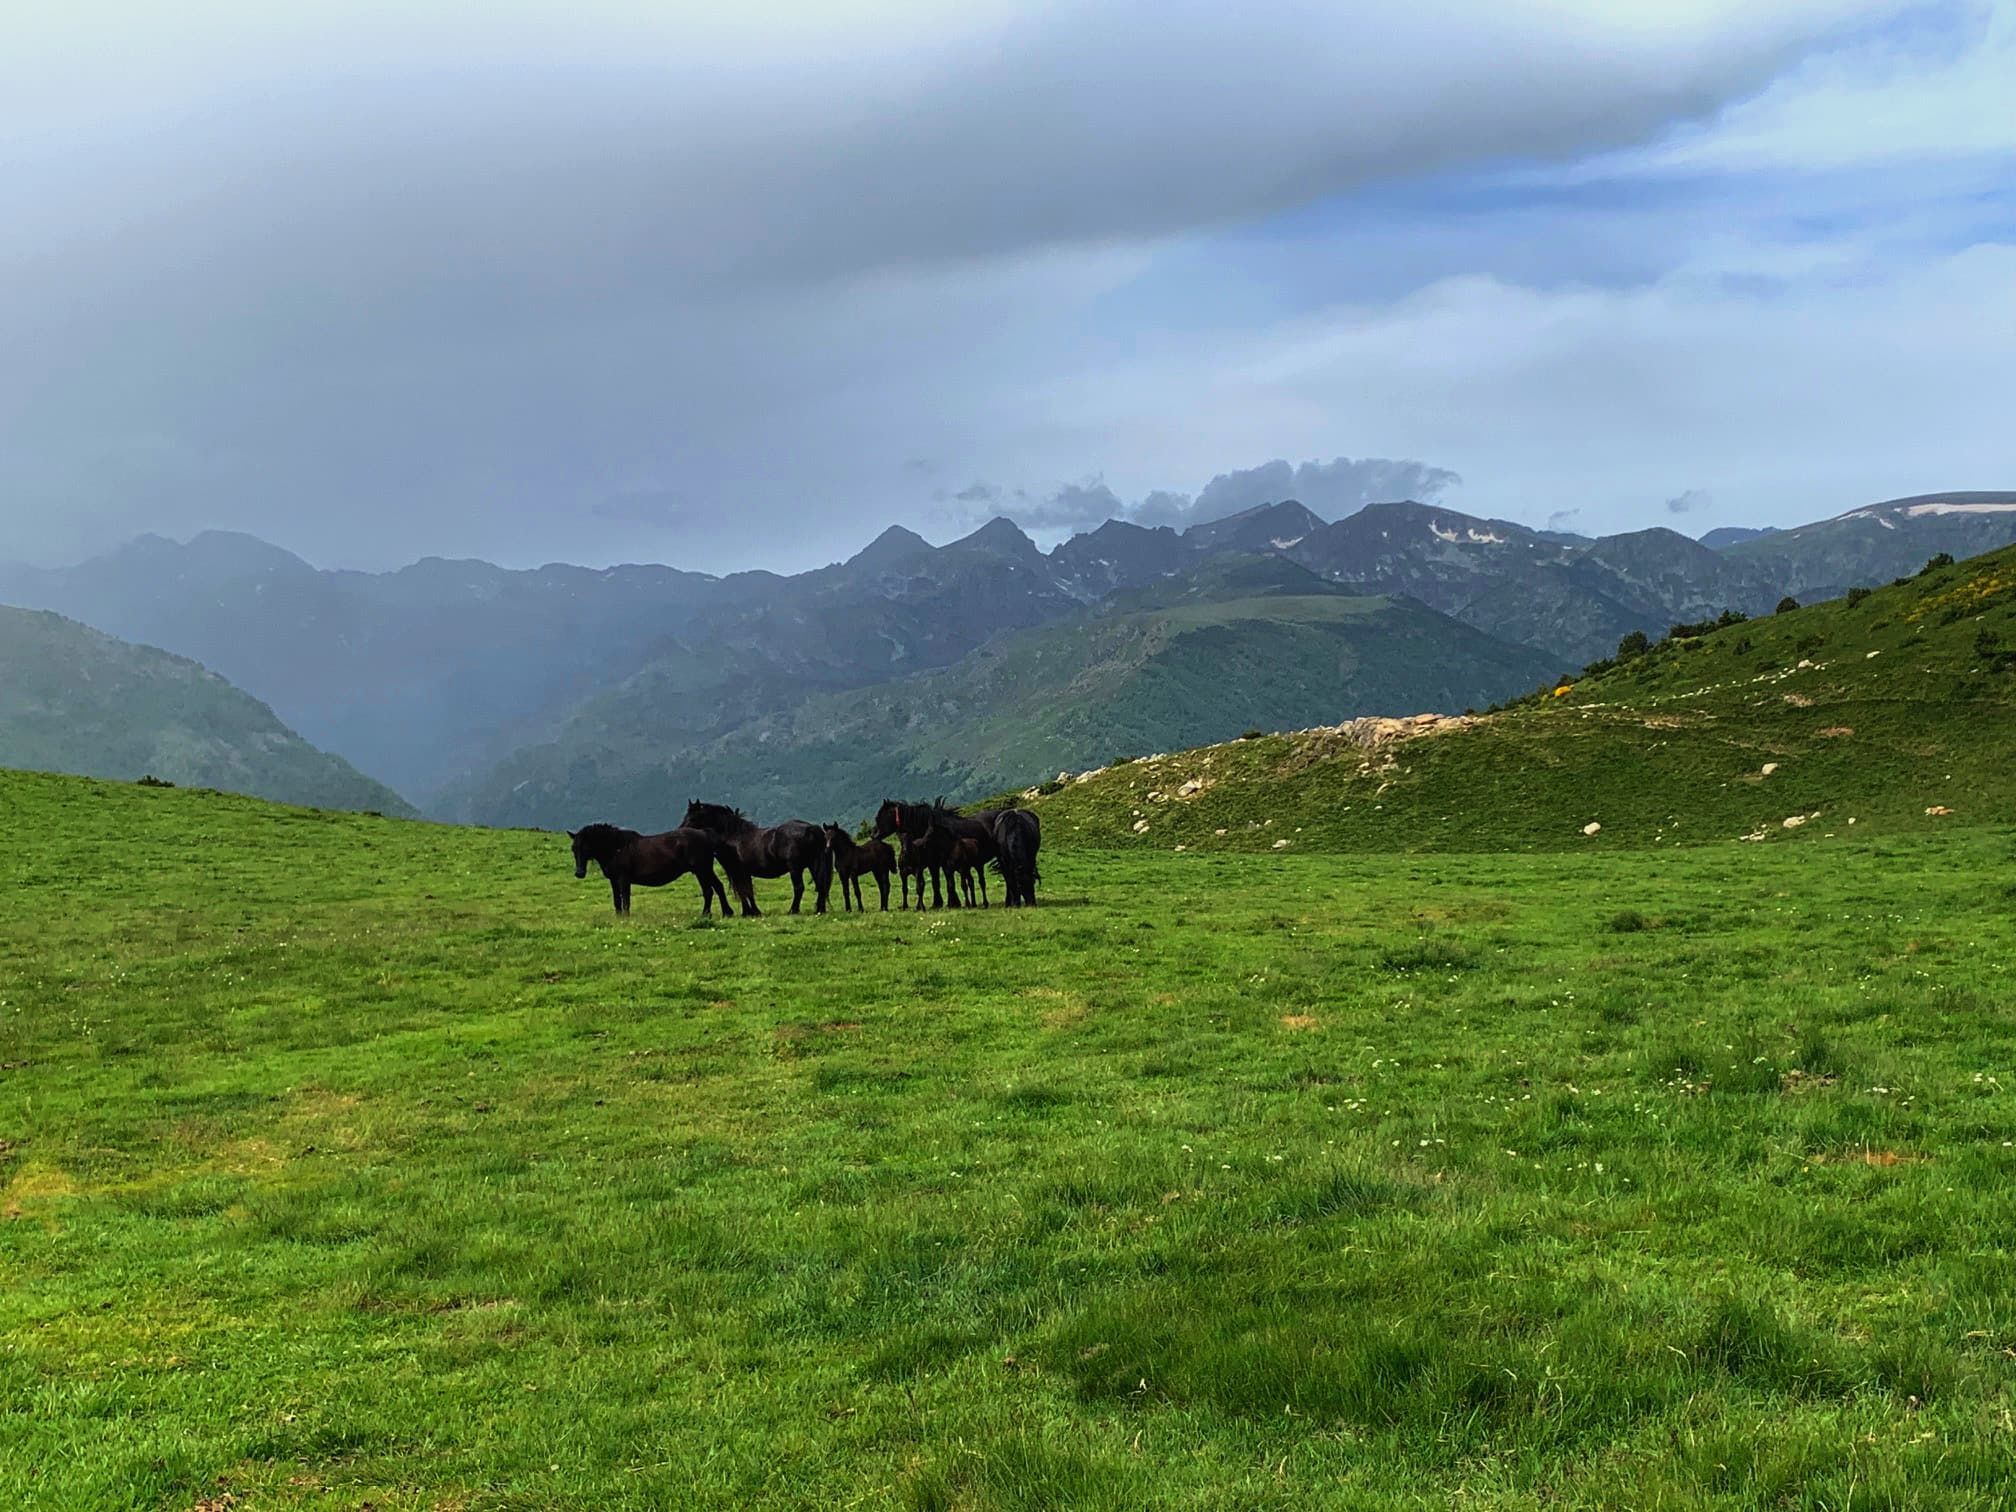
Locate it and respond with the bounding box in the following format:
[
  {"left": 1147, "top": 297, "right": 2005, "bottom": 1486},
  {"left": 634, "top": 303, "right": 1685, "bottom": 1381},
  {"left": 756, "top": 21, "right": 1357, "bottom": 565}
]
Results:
[{"left": 567, "top": 829, "right": 577, "bottom": 840}]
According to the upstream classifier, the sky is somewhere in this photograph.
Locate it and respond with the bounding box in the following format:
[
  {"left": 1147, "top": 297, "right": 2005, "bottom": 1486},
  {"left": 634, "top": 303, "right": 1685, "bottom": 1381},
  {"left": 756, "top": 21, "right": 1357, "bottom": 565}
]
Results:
[{"left": 2, "top": 0, "right": 2012, "bottom": 573}]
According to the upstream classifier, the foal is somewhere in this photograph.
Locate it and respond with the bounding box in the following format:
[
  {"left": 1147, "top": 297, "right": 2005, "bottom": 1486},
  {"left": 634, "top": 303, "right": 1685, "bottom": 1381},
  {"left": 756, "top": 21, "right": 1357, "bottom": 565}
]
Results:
[{"left": 823, "top": 824, "right": 894, "bottom": 912}]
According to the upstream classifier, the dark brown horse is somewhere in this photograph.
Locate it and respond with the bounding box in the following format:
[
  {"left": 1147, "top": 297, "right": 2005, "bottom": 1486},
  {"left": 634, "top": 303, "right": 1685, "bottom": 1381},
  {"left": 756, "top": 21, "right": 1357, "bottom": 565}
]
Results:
[
  {"left": 989, "top": 806, "right": 1042, "bottom": 907},
  {"left": 681, "top": 801, "right": 833, "bottom": 916},
  {"left": 945, "top": 830, "right": 990, "bottom": 908},
  {"left": 569, "top": 823, "right": 733, "bottom": 916},
  {"left": 873, "top": 799, "right": 999, "bottom": 910},
  {"left": 823, "top": 825, "right": 894, "bottom": 912},
  {"left": 896, "top": 831, "right": 931, "bottom": 910}
]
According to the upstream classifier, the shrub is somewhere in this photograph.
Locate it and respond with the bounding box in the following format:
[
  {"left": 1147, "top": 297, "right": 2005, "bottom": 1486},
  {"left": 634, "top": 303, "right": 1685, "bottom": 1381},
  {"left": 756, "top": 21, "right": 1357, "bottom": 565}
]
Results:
[
  {"left": 1920, "top": 552, "right": 1955, "bottom": 575},
  {"left": 1605, "top": 909, "right": 1652, "bottom": 934},
  {"left": 1775, "top": 595, "right": 1800, "bottom": 614},
  {"left": 1239, "top": 729, "right": 1265, "bottom": 741},
  {"left": 1616, "top": 629, "right": 1651, "bottom": 661},
  {"left": 1846, "top": 586, "right": 1873, "bottom": 607},
  {"left": 135, "top": 774, "right": 176, "bottom": 788},
  {"left": 1667, "top": 608, "right": 1748, "bottom": 641}
]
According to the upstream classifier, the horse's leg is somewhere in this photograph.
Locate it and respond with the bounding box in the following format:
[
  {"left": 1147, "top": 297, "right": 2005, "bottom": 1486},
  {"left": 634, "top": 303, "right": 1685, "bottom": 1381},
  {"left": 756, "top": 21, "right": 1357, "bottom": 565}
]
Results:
[
  {"left": 876, "top": 869, "right": 889, "bottom": 911},
  {"left": 789, "top": 868, "right": 804, "bottom": 914},
  {"left": 618, "top": 881, "right": 632, "bottom": 916},
  {"left": 610, "top": 879, "right": 623, "bottom": 916},
  {"left": 979, "top": 867, "right": 989, "bottom": 909}
]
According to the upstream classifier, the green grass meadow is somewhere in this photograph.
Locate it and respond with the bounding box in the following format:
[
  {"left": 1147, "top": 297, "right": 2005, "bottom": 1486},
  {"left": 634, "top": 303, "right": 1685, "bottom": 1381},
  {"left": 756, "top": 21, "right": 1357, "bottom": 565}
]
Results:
[{"left": 6, "top": 770, "right": 2016, "bottom": 1507}]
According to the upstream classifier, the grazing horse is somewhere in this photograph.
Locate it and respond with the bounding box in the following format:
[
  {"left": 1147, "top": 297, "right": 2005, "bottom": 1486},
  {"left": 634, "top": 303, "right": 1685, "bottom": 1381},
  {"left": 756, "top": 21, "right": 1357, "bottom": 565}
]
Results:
[
  {"left": 990, "top": 806, "right": 1042, "bottom": 907},
  {"left": 569, "top": 823, "right": 733, "bottom": 917},
  {"left": 823, "top": 824, "right": 894, "bottom": 912},
  {"left": 681, "top": 801, "right": 833, "bottom": 916}
]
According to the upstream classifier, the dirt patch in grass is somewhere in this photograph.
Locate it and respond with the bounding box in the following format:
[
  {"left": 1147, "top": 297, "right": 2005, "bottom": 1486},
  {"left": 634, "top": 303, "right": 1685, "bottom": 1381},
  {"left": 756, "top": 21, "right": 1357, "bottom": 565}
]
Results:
[{"left": 1279, "top": 1015, "right": 1321, "bottom": 1031}]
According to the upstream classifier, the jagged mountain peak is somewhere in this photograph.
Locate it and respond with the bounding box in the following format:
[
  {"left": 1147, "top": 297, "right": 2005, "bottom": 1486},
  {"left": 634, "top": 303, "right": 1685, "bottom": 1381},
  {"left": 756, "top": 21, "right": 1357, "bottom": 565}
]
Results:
[
  {"left": 1183, "top": 499, "right": 1327, "bottom": 552},
  {"left": 947, "top": 515, "right": 1042, "bottom": 560},
  {"left": 846, "top": 524, "right": 935, "bottom": 572}
]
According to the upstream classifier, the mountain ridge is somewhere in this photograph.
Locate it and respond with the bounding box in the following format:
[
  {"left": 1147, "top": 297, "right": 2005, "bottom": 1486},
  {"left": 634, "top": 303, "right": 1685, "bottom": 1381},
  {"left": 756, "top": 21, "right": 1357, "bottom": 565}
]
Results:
[
  {"left": 0, "top": 605, "right": 415, "bottom": 814},
  {"left": 6, "top": 489, "right": 2013, "bottom": 824}
]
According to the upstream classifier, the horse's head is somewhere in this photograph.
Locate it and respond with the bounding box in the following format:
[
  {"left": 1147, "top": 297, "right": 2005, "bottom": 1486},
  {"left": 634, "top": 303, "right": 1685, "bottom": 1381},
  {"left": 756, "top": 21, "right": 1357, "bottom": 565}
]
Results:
[
  {"left": 682, "top": 800, "right": 742, "bottom": 834},
  {"left": 871, "top": 799, "right": 907, "bottom": 840},
  {"left": 568, "top": 827, "right": 592, "bottom": 878}
]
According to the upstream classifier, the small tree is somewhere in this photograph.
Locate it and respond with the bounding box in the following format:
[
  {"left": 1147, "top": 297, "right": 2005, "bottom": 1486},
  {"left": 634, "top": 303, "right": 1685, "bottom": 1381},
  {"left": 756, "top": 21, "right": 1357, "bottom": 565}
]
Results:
[
  {"left": 1616, "top": 629, "right": 1651, "bottom": 661},
  {"left": 1846, "top": 585, "right": 1873, "bottom": 606},
  {"left": 1921, "top": 552, "right": 1956, "bottom": 575},
  {"left": 1775, "top": 595, "right": 1800, "bottom": 614}
]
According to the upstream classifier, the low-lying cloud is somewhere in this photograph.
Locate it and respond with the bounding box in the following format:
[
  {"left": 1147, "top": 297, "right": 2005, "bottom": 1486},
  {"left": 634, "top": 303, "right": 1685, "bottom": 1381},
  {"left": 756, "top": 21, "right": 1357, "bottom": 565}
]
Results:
[{"left": 1006, "top": 457, "right": 1461, "bottom": 537}]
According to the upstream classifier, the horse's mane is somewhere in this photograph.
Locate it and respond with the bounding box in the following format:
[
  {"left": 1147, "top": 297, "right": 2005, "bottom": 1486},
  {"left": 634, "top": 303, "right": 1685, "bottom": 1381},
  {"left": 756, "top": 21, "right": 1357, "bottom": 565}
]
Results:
[
  {"left": 572, "top": 822, "right": 639, "bottom": 852},
  {"left": 686, "top": 800, "right": 751, "bottom": 824}
]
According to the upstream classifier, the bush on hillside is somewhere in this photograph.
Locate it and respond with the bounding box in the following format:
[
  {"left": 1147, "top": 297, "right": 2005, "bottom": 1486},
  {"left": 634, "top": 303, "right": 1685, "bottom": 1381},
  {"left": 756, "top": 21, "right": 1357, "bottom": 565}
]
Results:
[
  {"left": 1616, "top": 629, "right": 1651, "bottom": 661},
  {"left": 1776, "top": 596, "right": 1800, "bottom": 614},
  {"left": 1922, "top": 553, "right": 1956, "bottom": 575},
  {"left": 1846, "top": 586, "right": 1873, "bottom": 607},
  {"left": 1668, "top": 609, "right": 1748, "bottom": 641}
]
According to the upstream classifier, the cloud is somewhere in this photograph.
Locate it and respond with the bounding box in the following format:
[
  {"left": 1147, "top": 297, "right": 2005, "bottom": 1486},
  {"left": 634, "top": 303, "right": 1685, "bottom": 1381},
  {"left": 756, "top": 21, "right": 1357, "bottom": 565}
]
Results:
[
  {"left": 0, "top": 0, "right": 1909, "bottom": 571},
  {"left": 1000, "top": 458, "right": 1459, "bottom": 537},
  {"left": 1666, "top": 489, "right": 1710, "bottom": 515},
  {"left": 1010, "top": 481, "right": 1129, "bottom": 532},
  {"left": 1546, "top": 509, "right": 1583, "bottom": 531},
  {"left": 1192, "top": 457, "right": 1461, "bottom": 523}
]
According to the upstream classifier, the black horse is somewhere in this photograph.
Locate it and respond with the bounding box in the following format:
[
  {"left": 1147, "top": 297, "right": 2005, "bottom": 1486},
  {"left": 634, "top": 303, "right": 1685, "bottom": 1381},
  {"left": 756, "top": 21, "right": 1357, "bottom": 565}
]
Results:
[
  {"left": 873, "top": 799, "right": 998, "bottom": 910},
  {"left": 942, "top": 825, "right": 990, "bottom": 908},
  {"left": 569, "top": 823, "right": 733, "bottom": 916},
  {"left": 681, "top": 801, "right": 833, "bottom": 916},
  {"left": 823, "top": 825, "right": 895, "bottom": 912},
  {"left": 895, "top": 829, "right": 932, "bottom": 910},
  {"left": 990, "top": 806, "right": 1042, "bottom": 907}
]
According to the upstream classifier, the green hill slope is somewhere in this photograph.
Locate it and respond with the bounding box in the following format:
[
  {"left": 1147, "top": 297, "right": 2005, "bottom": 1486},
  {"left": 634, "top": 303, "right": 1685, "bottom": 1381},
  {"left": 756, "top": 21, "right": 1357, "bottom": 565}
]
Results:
[
  {"left": 1028, "top": 544, "right": 2016, "bottom": 851},
  {"left": 0, "top": 605, "right": 415, "bottom": 814},
  {"left": 454, "top": 565, "right": 1556, "bottom": 828}
]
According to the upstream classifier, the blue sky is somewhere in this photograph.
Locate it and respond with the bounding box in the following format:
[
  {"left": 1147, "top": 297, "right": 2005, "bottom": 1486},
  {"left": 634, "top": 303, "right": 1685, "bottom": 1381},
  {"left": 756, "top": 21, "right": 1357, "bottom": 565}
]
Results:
[{"left": 1, "top": 0, "right": 2011, "bottom": 570}]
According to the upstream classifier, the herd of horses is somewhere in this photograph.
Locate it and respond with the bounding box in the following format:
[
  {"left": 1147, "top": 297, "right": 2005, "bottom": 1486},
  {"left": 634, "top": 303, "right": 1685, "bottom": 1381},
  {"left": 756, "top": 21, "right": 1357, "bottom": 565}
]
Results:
[{"left": 568, "top": 798, "right": 1041, "bottom": 918}]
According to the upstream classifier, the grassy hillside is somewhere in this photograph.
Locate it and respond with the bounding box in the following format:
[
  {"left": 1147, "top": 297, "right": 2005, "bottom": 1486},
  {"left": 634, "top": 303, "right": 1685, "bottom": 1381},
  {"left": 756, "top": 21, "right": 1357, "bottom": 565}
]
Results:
[
  {"left": 6, "top": 770, "right": 2016, "bottom": 1507},
  {"left": 1029, "top": 543, "right": 2016, "bottom": 852},
  {"left": 455, "top": 568, "right": 1555, "bottom": 829},
  {"left": 0, "top": 606, "right": 415, "bottom": 815}
]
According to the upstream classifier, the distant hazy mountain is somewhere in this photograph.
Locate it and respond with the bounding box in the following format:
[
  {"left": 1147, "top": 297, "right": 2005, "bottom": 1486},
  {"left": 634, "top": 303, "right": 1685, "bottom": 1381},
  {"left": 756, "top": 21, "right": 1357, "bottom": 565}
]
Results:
[
  {"left": 447, "top": 556, "right": 1557, "bottom": 830},
  {"left": 8, "top": 489, "right": 2014, "bottom": 824},
  {"left": 0, "top": 530, "right": 722, "bottom": 804},
  {"left": 0, "top": 605, "right": 413, "bottom": 813},
  {"left": 1721, "top": 494, "right": 2016, "bottom": 601},
  {"left": 1698, "top": 525, "right": 1779, "bottom": 550}
]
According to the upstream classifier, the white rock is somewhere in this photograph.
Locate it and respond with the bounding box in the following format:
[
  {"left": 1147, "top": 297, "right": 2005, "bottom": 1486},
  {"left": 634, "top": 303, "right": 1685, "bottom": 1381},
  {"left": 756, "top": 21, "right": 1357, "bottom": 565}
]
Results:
[
  {"left": 1783, "top": 814, "right": 1808, "bottom": 828},
  {"left": 1582, "top": 822, "right": 1602, "bottom": 836},
  {"left": 1272, "top": 839, "right": 1291, "bottom": 849},
  {"left": 1761, "top": 762, "right": 1779, "bottom": 776},
  {"left": 1132, "top": 818, "right": 1150, "bottom": 834}
]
